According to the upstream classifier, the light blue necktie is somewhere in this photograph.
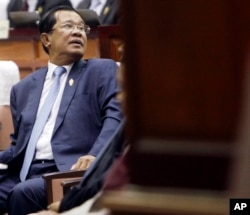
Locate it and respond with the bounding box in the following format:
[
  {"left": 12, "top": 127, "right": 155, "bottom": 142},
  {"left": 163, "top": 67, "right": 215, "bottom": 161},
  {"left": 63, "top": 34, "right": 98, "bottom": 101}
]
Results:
[{"left": 20, "top": 66, "right": 66, "bottom": 181}]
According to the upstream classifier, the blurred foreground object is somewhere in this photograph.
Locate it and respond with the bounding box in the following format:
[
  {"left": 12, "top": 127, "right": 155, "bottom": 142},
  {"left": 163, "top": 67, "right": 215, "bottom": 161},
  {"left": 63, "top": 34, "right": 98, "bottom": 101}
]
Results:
[{"left": 102, "top": 0, "right": 250, "bottom": 214}]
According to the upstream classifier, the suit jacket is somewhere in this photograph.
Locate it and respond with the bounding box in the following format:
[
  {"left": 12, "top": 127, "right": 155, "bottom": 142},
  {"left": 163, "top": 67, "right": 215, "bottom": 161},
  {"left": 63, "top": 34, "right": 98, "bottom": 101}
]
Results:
[
  {"left": 35, "top": 0, "right": 72, "bottom": 16},
  {"left": 7, "top": 0, "right": 72, "bottom": 26},
  {"left": 0, "top": 59, "right": 123, "bottom": 173},
  {"left": 77, "top": 0, "right": 120, "bottom": 25},
  {"left": 59, "top": 119, "right": 126, "bottom": 212},
  {"left": 7, "top": 0, "right": 72, "bottom": 12},
  {"left": 7, "top": 0, "right": 23, "bottom": 12}
]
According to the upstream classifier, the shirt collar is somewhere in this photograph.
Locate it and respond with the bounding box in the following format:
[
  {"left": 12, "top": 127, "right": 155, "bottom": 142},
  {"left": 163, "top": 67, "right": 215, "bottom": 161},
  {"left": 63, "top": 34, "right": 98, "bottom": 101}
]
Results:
[{"left": 47, "top": 62, "right": 74, "bottom": 79}]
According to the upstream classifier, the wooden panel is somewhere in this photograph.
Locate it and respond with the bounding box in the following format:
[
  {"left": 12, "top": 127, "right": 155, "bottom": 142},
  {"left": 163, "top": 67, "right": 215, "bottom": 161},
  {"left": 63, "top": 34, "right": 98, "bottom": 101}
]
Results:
[
  {"left": 85, "top": 39, "right": 99, "bottom": 59},
  {"left": 120, "top": 0, "right": 250, "bottom": 191},
  {"left": 98, "top": 25, "right": 123, "bottom": 61},
  {"left": 102, "top": 189, "right": 228, "bottom": 215},
  {"left": 0, "top": 40, "right": 36, "bottom": 59},
  {"left": 99, "top": 1, "right": 250, "bottom": 214}
]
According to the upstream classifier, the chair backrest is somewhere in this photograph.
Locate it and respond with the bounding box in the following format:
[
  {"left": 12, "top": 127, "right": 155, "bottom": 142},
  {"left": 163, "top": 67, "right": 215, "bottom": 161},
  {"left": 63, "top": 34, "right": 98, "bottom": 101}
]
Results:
[
  {"left": 0, "top": 61, "right": 20, "bottom": 150},
  {"left": 0, "top": 106, "right": 12, "bottom": 150}
]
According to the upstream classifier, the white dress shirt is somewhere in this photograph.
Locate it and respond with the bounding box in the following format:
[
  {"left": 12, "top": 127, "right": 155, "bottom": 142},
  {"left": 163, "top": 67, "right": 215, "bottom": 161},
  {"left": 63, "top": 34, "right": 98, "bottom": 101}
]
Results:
[
  {"left": 89, "top": 0, "right": 107, "bottom": 16},
  {"left": 26, "top": 0, "right": 38, "bottom": 12},
  {"left": 0, "top": 0, "right": 10, "bottom": 20},
  {"left": 70, "top": 0, "right": 82, "bottom": 8}
]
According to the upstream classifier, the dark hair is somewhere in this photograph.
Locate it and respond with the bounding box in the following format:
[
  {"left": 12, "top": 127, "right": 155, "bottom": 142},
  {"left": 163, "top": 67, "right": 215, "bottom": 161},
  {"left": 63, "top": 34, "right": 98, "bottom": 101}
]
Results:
[{"left": 39, "top": 5, "right": 83, "bottom": 53}]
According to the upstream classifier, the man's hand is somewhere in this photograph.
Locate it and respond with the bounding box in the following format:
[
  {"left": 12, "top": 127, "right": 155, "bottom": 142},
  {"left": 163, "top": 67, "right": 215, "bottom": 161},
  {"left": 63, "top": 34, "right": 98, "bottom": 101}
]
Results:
[
  {"left": 70, "top": 155, "right": 95, "bottom": 170},
  {"left": 47, "top": 201, "right": 61, "bottom": 212},
  {"left": 27, "top": 201, "right": 61, "bottom": 215}
]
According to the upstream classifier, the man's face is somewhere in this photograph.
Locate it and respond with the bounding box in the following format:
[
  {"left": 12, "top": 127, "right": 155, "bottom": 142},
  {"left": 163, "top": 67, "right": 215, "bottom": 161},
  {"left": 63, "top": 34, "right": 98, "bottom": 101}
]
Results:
[{"left": 44, "top": 10, "right": 88, "bottom": 64}]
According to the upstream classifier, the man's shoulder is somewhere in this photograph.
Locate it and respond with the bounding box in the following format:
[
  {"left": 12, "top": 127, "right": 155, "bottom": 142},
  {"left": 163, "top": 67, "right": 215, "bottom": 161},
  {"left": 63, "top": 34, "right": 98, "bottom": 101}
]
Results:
[
  {"left": 14, "top": 67, "right": 47, "bottom": 86},
  {"left": 86, "top": 58, "right": 117, "bottom": 65},
  {"left": 84, "top": 58, "right": 118, "bottom": 73},
  {"left": 24, "top": 67, "right": 46, "bottom": 79}
]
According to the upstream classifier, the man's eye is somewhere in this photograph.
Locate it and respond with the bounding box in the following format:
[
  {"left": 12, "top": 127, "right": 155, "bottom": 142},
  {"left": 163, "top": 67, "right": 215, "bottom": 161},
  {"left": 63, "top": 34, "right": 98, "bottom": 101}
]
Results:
[
  {"left": 78, "top": 26, "right": 84, "bottom": 31},
  {"left": 63, "top": 24, "right": 72, "bottom": 29}
]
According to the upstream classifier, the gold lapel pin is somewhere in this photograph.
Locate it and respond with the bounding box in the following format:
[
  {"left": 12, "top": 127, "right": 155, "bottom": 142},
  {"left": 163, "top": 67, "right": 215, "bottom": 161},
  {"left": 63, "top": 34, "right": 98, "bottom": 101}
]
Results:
[
  {"left": 38, "top": 6, "right": 43, "bottom": 14},
  {"left": 69, "top": 78, "right": 74, "bottom": 86},
  {"left": 103, "top": 6, "right": 110, "bottom": 15}
]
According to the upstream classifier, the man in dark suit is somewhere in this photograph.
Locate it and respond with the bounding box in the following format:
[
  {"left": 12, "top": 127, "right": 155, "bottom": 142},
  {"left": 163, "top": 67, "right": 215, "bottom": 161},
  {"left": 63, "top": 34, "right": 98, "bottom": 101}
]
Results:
[
  {"left": 0, "top": 5, "right": 123, "bottom": 215},
  {"left": 77, "top": 0, "right": 120, "bottom": 25},
  {"left": 29, "top": 45, "right": 128, "bottom": 215},
  {"left": 7, "top": 0, "right": 72, "bottom": 13},
  {"left": 7, "top": 0, "right": 72, "bottom": 26},
  {"left": 35, "top": 0, "right": 72, "bottom": 16}
]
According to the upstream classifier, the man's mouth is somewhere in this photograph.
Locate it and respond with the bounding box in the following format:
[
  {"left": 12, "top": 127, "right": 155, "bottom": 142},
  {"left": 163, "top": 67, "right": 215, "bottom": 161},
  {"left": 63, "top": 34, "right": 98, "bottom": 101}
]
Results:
[{"left": 69, "top": 40, "right": 83, "bottom": 46}]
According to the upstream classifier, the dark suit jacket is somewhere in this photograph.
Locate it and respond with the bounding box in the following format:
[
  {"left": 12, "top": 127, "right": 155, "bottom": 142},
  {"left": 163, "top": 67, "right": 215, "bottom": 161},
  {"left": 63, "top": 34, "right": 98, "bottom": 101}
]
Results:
[
  {"left": 0, "top": 59, "right": 123, "bottom": 173},
  {"left": 7, "top": 0, "right": 72, "bottom": 12},
  {"left": 59, "top": 119, "right": 126, "bottom": 212},
  {"left": 35, "top": 0, "right": 72, "bottom": 16},
  {"left": 77, "top": 0, "right": 120, "bottom": 25},
  {"left": 7, "top": 0, "right": 72, "bottom": 26}
]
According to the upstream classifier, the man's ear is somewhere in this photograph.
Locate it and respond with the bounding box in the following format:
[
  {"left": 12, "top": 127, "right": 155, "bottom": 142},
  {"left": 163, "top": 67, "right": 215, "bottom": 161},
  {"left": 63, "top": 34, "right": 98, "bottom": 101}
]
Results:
[{"left": 40, "top": 33, "right": 51, "bottom": 49}]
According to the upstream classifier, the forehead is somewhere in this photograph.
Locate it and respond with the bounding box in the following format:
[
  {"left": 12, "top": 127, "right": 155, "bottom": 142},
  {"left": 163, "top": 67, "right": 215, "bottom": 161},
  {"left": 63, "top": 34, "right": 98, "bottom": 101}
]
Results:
[{"left": 54, "top": 10, "right": 84, "bottom": 23}]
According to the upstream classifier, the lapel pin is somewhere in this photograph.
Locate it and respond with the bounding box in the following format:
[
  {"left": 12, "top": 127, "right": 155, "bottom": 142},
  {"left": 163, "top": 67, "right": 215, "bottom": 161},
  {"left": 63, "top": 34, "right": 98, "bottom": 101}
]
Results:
[
  {"left": 69, "top": 78, "right": 74, "bottom": 86},
  {"left": 103, "top": 6, "right": 110, "bottom": 15}
]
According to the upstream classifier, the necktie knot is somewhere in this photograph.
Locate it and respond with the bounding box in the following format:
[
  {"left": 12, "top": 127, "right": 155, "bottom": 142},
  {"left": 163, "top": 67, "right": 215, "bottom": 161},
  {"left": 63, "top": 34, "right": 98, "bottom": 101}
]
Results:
[{"left": 54, "top": 66, "right": 66, "bottom": 77}]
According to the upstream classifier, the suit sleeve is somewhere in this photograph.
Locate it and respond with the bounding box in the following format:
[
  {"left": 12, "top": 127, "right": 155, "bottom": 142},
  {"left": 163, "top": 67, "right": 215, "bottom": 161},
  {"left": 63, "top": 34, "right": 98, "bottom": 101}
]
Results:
[{"left": 87, "top": 60, "right": 123, "bottom": 156}]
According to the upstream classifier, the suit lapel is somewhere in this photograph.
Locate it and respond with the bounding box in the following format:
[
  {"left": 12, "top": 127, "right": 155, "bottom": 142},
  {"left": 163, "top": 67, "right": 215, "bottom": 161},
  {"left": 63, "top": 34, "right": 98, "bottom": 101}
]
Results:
[
  {"left": 25, "top": 68, "right": 47, "bottom": 127},
  {"left": 16, "top": 68, "right": 47, "bottom": 152},
  {"left": 77, "top": 0, "right": 91, "bottom": 8},
  {"left": 52, "top": 60, "right": 87, "bottom": 134},
  {"left": 99, "top": 0, "right": 115, "bottom": 24}
]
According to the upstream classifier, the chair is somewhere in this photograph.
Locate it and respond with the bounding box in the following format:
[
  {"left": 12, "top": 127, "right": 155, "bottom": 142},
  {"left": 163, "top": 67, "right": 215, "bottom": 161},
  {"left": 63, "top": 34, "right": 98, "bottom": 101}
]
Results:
[
  {"left": 0, "top": 106, "right": 12, "bottom": 150},
  {"left": 9, "top": 9, "right": 100, "bottom": 29},
  {"left": 43, "top": 169, "right": 85, "bottom": 204},
  {"left": 0, "top": 61, "right": 20, "bottom": 150}
]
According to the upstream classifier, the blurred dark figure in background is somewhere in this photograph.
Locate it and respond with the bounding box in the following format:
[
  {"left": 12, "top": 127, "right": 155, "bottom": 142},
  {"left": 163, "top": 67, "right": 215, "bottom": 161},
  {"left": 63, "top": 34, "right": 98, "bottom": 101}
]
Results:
[
  {"left": 76, "top": 0, "right": 120, "bottom": 25},
  {"left": 7, "top": 0, "right": 72, "bottom": 26},
  {"left": 34, "top": 0, "right": 72, "bottom": 16}
]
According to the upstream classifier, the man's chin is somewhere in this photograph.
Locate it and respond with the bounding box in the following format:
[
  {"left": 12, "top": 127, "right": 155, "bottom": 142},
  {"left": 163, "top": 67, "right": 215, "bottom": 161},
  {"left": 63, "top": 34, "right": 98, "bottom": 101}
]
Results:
[{"left": 70, "top": 51, "right": 84, "bottom": 60}]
